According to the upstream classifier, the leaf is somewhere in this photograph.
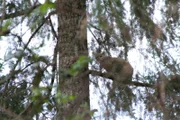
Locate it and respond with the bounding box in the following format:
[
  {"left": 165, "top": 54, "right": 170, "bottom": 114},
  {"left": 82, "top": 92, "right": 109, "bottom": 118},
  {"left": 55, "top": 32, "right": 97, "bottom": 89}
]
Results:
[
  {"left": 38, "top": 1, "right": 55, "bottom": 14},
  {"left": 68, "top": 95, "right": 76, "bottom": 101},
  {"left": 55, "top": 92, "right": 76, "bottom": 104},
  {"left": 2, "top": 20, "right": 11, "bottom": 31},
  {"left": 69, "top": 56, "right": 92, "bottom": 76}
]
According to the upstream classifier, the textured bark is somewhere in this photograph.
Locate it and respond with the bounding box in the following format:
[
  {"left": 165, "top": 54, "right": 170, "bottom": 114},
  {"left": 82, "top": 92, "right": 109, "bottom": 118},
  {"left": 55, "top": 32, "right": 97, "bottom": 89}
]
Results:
[{"left": 56, "top": 0, "right": 89, "bottom": 119}]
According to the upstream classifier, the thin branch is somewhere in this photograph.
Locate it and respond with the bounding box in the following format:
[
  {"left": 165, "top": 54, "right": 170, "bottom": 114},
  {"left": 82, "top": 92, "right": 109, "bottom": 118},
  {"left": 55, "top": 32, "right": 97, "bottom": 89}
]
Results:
[
  {"left": 3, "top": 16, "right": 47, "bottom": 89},
  {"left": 49, "top": 16, "right": 58, "bottom": 40},
  {"left": 89, "top": 70, "right": 153, "bottom": 88},
  {"left": 24, "top": 17, "right": 47, "bottom": 51},
  {"left": 0, "top": 4, "right": 41, "bottom": 20},
  {"left": 48, "top": 41, "right": 58, "bottom": 94},
  {"left": 24, "top": 10, "right": 56, "bottom": 51}
]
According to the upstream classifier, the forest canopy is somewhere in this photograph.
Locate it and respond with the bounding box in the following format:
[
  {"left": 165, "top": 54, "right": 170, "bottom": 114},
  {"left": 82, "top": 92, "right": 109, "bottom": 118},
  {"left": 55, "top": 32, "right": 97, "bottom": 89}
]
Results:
[{"left": 0, "top": 0, "right": 180, "bottom": 120}]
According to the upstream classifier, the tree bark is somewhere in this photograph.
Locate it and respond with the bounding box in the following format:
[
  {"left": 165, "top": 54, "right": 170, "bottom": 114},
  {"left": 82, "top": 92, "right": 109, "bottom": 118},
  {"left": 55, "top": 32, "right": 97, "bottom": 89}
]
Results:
[{"left": 56, "top": 0, "right": 89, "bottom": 119}]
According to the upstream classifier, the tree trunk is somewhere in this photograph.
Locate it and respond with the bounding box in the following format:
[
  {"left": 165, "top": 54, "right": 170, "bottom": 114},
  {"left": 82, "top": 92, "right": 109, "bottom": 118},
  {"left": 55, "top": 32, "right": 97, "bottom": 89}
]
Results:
[{"left": 56, "top": 0, "right": 89, "bottom": 119}]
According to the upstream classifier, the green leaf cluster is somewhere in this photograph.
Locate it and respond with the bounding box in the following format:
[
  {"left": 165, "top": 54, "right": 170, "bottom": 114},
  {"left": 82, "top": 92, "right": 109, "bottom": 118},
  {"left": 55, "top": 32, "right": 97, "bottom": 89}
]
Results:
[
  {"left": 38, "top": 1, "right": 55, "bottom": 15},
  {"left": 55, "top": 91, "right": 76, "bottom": 105},
  {"left": 69, "top": 56, "right": 91, "bottom": 76}
]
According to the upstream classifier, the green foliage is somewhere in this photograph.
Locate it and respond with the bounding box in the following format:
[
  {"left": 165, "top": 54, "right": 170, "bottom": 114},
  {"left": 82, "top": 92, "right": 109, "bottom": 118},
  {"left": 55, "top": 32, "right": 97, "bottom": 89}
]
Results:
[
  {"left": 69, "top": 56, "right": 91, "bottom": 76},
  {"left": 0, "top": 80, "right": 28, "bottom": 118},
  {"left": 30, "top": 87, "right": 50, "bottom": 113},
  {"left": 1, "top": 20, "right": 11, "bottom": 31},
  {"left": 55, "top": 91, "right": 76, "bottom": 105},
  {"left": 38, "top": 1, "right": 55, "bottom": 14},
  {"left": 29, "top": 54, "right": 49, "bottom": 64},
  {"left": 0, "top": 0, "right": 180, "bottom": 119}
]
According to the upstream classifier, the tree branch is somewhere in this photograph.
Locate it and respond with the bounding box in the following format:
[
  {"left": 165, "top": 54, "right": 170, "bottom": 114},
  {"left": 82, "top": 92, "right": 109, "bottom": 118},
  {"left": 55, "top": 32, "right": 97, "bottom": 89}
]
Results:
[
  {"left": 89, "top": 70, "right": 153, "bottom": 88},
  {"left": 0, "top": 4, "right": 40, "bottom": 20}
]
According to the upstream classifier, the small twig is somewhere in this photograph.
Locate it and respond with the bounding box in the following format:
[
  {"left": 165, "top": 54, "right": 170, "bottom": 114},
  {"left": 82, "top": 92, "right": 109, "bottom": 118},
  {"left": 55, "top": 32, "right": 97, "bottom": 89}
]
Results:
[
  {"left": 49, "top": 16, "right": 58, "bottom": 40},
  {"left": 48, "top": 41, "right": 58, "bottom": 94},
  {"left": 0, "top": 4, "right": 41, "bottom": 20}
]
